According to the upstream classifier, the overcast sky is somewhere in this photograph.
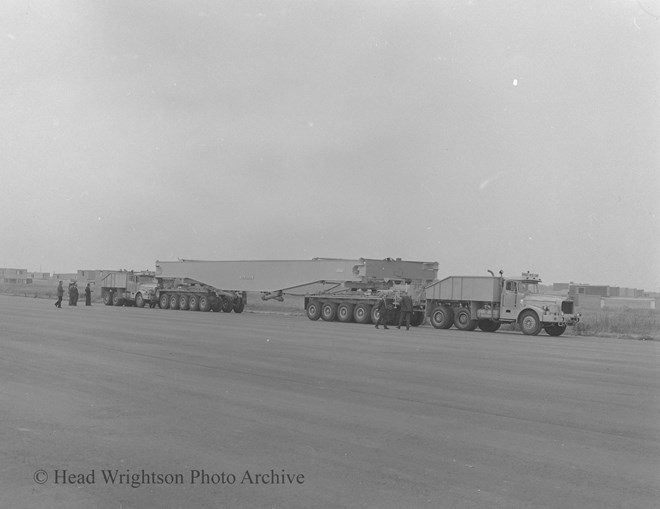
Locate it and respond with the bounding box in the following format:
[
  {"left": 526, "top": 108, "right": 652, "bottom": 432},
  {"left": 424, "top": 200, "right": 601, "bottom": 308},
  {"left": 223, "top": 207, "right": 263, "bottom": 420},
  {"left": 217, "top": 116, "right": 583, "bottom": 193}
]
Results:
[{"left": 1, "top": 0, "right": 659, "bottom": 290}]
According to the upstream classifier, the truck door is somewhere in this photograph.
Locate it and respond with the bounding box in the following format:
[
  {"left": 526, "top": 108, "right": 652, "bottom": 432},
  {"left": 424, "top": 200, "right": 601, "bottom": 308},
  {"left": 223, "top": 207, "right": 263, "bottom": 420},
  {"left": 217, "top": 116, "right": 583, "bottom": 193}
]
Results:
[{"left": 500, "top": 281, "right": 519, "bottom": 320}]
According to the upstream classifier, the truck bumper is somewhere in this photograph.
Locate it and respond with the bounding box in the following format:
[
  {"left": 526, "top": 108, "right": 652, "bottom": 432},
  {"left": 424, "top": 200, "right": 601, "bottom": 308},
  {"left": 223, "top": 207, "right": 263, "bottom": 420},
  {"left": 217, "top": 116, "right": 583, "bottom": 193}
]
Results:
[{"left": 541, "top": 312, "right": 580, "bottom": 326}]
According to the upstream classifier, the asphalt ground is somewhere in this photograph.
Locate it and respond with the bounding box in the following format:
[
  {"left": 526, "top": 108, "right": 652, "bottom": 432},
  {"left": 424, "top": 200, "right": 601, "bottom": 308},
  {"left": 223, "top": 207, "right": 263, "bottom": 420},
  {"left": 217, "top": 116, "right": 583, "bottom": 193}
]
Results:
[{"left": 1, "top": 295, "right": 658, "bottom": 509}]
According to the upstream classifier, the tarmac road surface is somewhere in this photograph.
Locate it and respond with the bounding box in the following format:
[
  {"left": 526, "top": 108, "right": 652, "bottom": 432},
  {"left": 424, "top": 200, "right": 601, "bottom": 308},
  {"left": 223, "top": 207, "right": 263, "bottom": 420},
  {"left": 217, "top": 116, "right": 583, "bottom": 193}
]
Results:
[{"left": 1, "top": 295, "right": 658, "bottom": 509}]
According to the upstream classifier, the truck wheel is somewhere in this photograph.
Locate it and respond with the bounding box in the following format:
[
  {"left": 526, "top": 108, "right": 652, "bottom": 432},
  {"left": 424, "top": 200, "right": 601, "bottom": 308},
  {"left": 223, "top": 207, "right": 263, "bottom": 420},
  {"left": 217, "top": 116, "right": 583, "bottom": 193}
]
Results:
[
  {"left": 112, "top": 292, "right": 124, "bottom": 307},
  {"left": 454, "top": 308, "right": 477, "bottom": 331},
  {"left": 179, "top": 294, "right": 190, "bottom": 310},
  {"left": 520, "top": 310, "right": 542, "bottom": 335},
  {"left": 321, "top": 302, "right": 337, "bottom": 321},
  {"left": 221, "top": 297, "right": 233, "bottom": 313},
  {"left": 103, "top": 290, "right": 113, "bottom": 306},
  {"left": 169, "top": 294, "right": 180, "bottom": 310},
  {"left": 199, "top": 295, "right": 211, "bottom": 312},
  {"left": 188, "top": 294, "right": 200, "bottom": 311},
  {"left": 135, "top": 293, "right": 145, "bottom": 308},
  {"left": 478, "top": 319, "right": 500, "bottom": 332},
  {"left": 159, "top": 293, "right": 170, "bottom": 309},
  {"left": 370, "top": 305, "right": 381, "bottom": 325},
  {"left": 353, "top": 303, "right": 372, "bottom": 324},
  {"left": 544, "top": 324, "right": 566, "bottom": 336},
  {"left": 337, "top": 303, "right": 355, "bottom": 323},
  {"left": 410, "top": 311, "right": 424, "bottom": 327},
  {"left": 233, "top": 298, "right": 245, "bottom": 313},
  {"left": 430, "top": 306, "right": 453, "bottom": 329},
  {"left": 306, "top": 301, "right": 322, "bottom": 321}
]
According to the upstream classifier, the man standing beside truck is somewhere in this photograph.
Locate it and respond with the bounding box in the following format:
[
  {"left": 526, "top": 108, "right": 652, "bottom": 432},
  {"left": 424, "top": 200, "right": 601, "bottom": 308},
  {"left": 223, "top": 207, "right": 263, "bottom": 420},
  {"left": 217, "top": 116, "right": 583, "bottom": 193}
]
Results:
[
  {"left": 397, "top": 291, "right": 413, "bottom": 330},
  {"left": 374, "top": 295, "right": 390, "bottom": 330}
]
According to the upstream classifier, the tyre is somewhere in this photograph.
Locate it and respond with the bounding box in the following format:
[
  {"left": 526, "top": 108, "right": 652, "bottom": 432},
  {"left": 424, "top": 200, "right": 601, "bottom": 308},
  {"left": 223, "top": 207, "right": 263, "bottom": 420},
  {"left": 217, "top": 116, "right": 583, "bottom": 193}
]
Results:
[
  {"left": 370, "top": 305, "right": 381, "bottom": 325},
  {"left": 321, "top": 302, "right": 337, "bottom": 321},
  {"left": 306, "top": 300, "right": 322, "bottom": 321},
  {"left": 169, "top": 294, "right": 180, "bottom": 310},
  {"left": 430, "top": 306, "right": 453, "bottom": 329},
  {"left": 221, "top": 297, "right": 233, "bottom": 313},
  {"left": 544, "top": 324, "right": 567, "bottom": 336},
  {"left": 135, "top": 293, "right": 145, "bottom": 308},
  {"left": 179, "top": 294, "right": 189, "bottom": 310},
  {"left": 159, "top": 293, "right": 170, "bottom": 309},
  {"left": 520, "top": 310, "right": 542, "bottom": 335},
  {"left": 199, "top": 295, "right": 211, "bottom": 312},
  {"left": 112, "top": 292, "right": 124, "bottom": 307},
  {"left": 233, "top": 298, "right": 245, "bottom": 313},
  {"left": 454, "top": 308, "right": 477, "bottom": 331},
  {"left": 188, "top": 294, "right": 200, "bottom": 311},
  {"left": 410, "top": 311, "right": 424, "bottom": 327},
  {"left": 478, "top": 319, "right": 501, "bottom": 332},
  {"left": 353, "top": 303, "right": 372, "bottom": 324},
  {"left": 103, "top": 290, "right": 113, "bottom": 306},
  {"left": 337, "top": 303, "right": 355, "bottom": 323}
]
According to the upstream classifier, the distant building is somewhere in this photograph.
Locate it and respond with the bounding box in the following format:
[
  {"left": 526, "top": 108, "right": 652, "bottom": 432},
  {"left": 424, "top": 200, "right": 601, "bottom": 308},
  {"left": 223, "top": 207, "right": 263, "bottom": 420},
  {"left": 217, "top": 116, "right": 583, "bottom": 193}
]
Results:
[{"left": 0, "top": 268, "right": 30, "bottom": 284}]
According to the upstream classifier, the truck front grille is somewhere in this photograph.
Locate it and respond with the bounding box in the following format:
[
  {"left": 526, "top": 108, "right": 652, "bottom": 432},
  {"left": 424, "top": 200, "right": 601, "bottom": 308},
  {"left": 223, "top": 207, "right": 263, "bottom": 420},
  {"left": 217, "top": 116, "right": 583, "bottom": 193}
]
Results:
[{"left": 561, "top": 301, "right": 574, "bottom": 314}]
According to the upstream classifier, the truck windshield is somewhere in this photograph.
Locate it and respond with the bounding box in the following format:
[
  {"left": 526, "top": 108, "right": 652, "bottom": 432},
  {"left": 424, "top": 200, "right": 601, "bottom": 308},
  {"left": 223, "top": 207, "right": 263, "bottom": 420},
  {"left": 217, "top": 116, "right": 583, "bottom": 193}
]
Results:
[{"left": 519, "top": 282, "right": 540, "bottom": 294}]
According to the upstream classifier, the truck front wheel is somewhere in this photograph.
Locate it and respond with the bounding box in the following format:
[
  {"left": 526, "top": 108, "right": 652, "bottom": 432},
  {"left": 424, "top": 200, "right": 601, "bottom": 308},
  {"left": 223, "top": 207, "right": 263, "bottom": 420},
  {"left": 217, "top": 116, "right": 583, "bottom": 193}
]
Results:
[
  {"left": 430, "top": 306, "right": 453, "bottom": 329},
  {"left": 544, "top": 324, "right": 567, "bottom": 336},
  {"left": 520, "top": 310, "right": 542, "bottom": 335},
  {"left": 135, "top": 293, "right": 145, "bottom": 308}
]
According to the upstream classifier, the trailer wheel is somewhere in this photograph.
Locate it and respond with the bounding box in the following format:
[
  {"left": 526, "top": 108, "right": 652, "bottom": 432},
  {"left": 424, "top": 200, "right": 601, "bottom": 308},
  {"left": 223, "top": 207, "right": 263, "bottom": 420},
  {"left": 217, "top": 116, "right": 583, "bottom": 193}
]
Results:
[
  {"left": 179, "top": 294, "right": 190, "bottom": 310},
  {"left": 478, "top": 319, "right": 500, "bottom": 332},
  {"left": 306, "top": 301, "right": 322, "bottom": 320},
  {"left": 199, "top": 295, "right": 211, "bottom": 312},
  {"left": 520, "top": 310, "right": 542, "bottom": 335},
  {"left": 321, "top": 302, "right": 337, "bottom": 321},
  {"left": 454, "top": 308, "right": 477, "bottom": 331},
  {"left": 169, "top": 294, "right": 180, "bottom": 310},
  {"left": 188, "top": 294, "right": 200, "bottom": 311},
  {"left": 370, "top": 305, "right": 381, "bottom": 325},
  {"left": 221, "top": 297, "right": 233, "bottom": 313},
  {"left": 430, "top": 306, "right": 453, "bottom": 329},
  {"left": 353, "top": 303, "right": 372, "bottom": 324},
  {"left": 337, "top": 303, "right": 355, "bottom": 323},
  {"left": 135, "top": 293, "right": 145, "bottom": 308},
  {"left": 233, "top": 298, "right": 245, "bottom": 313},
  {"left": 544, "top": 324, "right": 566, "bottom": 336},
  {"left": 159, "top": 293, "right": 170, "bottom": 309},
  {"left": 112, "top": 292, "right": 124, "bottom": 307},
  {"left": 103, "top": 290, "right": 113, "bottom": 306}
]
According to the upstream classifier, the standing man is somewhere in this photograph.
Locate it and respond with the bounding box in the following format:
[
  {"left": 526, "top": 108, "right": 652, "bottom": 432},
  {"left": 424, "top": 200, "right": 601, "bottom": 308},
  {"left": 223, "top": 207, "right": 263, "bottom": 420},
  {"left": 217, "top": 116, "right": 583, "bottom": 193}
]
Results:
[
  {"left": 85, "top": 283, "right": 92, "bottom": 306},
  {"left": 54, "top": 281, "right": 64, "bottom": 308},
  {"left": 397, "top": 291, "right": 413, "bottom": 330},
  {"left": 374, "top": 294, "right": 390, "bottom": 330}
]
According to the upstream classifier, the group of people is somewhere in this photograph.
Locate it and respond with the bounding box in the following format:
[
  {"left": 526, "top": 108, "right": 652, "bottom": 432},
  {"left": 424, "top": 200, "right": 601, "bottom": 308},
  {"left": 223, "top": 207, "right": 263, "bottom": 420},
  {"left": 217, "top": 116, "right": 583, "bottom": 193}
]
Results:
[
  {"left": 54, "top": 281, "right": 92, "bottom": 308},
  {"left": 374, "top": 290, "right": 414, "bottom": 330}
]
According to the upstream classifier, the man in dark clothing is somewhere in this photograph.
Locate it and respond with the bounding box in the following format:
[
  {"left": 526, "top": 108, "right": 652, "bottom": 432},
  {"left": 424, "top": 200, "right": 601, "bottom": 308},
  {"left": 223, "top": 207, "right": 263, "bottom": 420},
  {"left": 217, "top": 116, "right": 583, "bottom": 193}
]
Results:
[
  {"left": 397, "top": 291, "right": 414, "bottom": 330},
  {"left": 85, "top": 283, "right": 92, "bottom": 306},
  {"left": 374, "top": 295, "right": 390, "bottom": 329},
  {"left": 54, "top": 281, "right": 64, "bottom": 308}
]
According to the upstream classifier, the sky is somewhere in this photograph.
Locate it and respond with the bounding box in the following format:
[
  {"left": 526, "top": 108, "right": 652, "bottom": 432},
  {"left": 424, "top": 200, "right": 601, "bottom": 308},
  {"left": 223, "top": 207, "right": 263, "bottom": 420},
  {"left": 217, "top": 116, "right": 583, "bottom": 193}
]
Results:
[{"left": 1, "top": 0, "right": 659, "bottom": 291}]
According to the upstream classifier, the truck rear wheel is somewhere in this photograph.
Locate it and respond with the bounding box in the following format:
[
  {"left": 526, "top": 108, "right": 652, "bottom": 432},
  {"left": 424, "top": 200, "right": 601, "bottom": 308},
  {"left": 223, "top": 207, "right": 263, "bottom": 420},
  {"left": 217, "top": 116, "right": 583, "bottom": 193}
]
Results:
[
  {"left": 103, "top": 290, "right": 113, "bottom": 306},
  {"left": 188, "top": 294, "right": 200, "bottom": 311},
  {"left": 520, "top": 310, "right": 542, "bottom": 335},
  {"left": 478, "top": 319, "right": 500, "bottom": 332},
  {"left": 321, "top": 302, "right": 337, "bottom": 321},
  {"left": 430, "top": 306, "right": 453, "bottom": 329},
  {"left": 337, "top": 303, "right": 354, "bottom": 323},
  {"left": 353, "top": 303, "right": 372, "bottom": 324},
  {"left": 233, "top": 298, "right": 245, "bottom": 313},
  {"left": 179, "top": 294, "right": 190, "bottom": 310},
  {"left": 410, "top": 311, "right": 424, "bottom": 327},
  {"left": 169, "top": 294, "right": 180, "bottom": 310},
  {"left": 112, "top": 292, "right": 124, "bottom": 307},
  {"left": 454, "top": 308, "right": 477, "bottom": 331},
  {"left": 135, "top": 293, "right": 145, "bottom": 308},
  {"left": 221, "top": 297, "right": 233, "bottom": 313},
  {"left": 159, "top": 293, "right": 170, "bottom": 309},
  {"left": 199, "top": 295, "right": 211, "bottom": 312},
  {"left": 544, "top": 324, "right": 566, "bottom": 336},
  {"left": 306, "top": 301, "right": 322, "bottom": 320}
]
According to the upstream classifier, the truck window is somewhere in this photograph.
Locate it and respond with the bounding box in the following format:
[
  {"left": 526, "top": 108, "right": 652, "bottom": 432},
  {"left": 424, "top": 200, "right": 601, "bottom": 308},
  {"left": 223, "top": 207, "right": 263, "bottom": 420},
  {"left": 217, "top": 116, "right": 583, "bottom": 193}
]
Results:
[{"left": 506, "top": 281, "right": 514, "bottom": 291}]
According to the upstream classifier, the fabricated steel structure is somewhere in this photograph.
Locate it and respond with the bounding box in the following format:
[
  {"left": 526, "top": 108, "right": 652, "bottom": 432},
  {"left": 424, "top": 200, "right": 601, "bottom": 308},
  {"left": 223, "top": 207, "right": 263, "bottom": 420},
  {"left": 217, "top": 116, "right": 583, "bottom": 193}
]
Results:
[{"left": 424, "top": 272, "right": 579, "bottom": 336}]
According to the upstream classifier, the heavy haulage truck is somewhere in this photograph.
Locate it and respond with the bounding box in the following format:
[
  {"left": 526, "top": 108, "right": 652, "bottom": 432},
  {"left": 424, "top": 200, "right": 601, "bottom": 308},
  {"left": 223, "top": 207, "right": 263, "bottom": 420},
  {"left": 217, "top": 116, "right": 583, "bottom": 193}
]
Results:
[
  {"left": 101, "top": 258, "right": 579, "bottom": 335},
  {"left": 424, "top": 272, "right": 579, "bottom": 336}
]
